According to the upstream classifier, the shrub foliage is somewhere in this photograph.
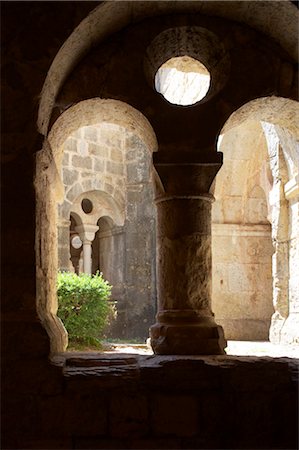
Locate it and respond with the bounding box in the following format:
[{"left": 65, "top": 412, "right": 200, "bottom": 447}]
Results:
[{"left": 57, "top": 271, "right": 113, "bottom": 348}]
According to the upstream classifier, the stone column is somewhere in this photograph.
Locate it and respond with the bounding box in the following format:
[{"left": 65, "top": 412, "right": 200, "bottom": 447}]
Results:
[
  {"left": 150, "top": 151, "right": 226, "bottom": 355},
  {"left": 57, "top": 219, "right": 72, "bottom": 272},
  {"left": 75, "top": 224, "right": 99, "bottom": 275},
  {"left": 279, "top": 175, "right": 299, "bottom": 344},
  {"left": 268, "top": 147, "right": 290, "bottom": 343}
]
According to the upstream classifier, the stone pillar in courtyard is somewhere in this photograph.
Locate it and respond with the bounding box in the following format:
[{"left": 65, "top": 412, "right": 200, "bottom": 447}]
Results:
[
  {"left": 75, "top": 224, "right": 99, "bottom": 275},
  {"left": 280, "top": 176, "right": 299, "bottom": 344},
  {"left": 57, "top": 219, "right": 73, "bottom": 272},
  {"left": 150, "top": 151, "right": 226, "bottom": 355}
]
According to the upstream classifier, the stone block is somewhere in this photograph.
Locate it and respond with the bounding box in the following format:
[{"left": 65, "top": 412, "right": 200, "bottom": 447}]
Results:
[
  {"left": 126, "top": 134, "right": 146, "bottom": 155},
  {"left": 109, "top": 394, "right": 149, "bottom": 437},
  {"left": 63, "top": 168, "right": 78, "bottom": 185},
  {"left": 247, "top": 197, "right": 268, "bottom": 223},
  {"left": 72, "top": 155, "right": 92, "bottom": 170},
  {"left": 62, "top": 151, "right": 70, "bottom": 166},
  {"left": 94, "top": 158, "right": 105, "bottom": 172},
  {"left": 128, "top": 438, "right": 181, "bottom": 449},
  {"left": 104, "top": 182, "right": 114, "bottom": 194},
  {"left": 66, "top": 182, "right": 83, "bottom": 202},
  {"left": 73, "top": 437, "right": 126, "bottom": 449},
  {"left": 228, "top": 262, "right": 268, "bottom": 293},
  {"left": 114, "top": 188, "right": 125, "bottom": 206},
  {"left": 89, "top": 142, "right": 108, "bottom": 157},
  {"left": 77, "top": 139, "right": 89, "bottom": 157},
  {"left": 197, "top": 391, "right": 226, "bottom": 441},
  {"left": 100, "top": 128, "right": 122, "bottom": 148},
  {"left": 37, "top": 395, "right": 66, "bottom": 436},
  {"left": 21, "top": 438, "right": 73, "bottom": 449},
  {"left": 65, "top": 394, "right": 108, "bottom": 436},
  {"left": 151, "top": 394, "right": 198, "bottom": 437},
  {"left": 222, "top": 197, "right": 243, "bottom": 222},
  {"left": 83, "top": 126, "right": 98, "bottom": 142},
  {"left": 212, "top": 262, "right": 229, "bottom": 291},
  {"left": 81, "top": 178, "right": 96, "bottom": 192},
  {"left": 64, "top": 137, "right": 78, "bottom": 153},
  {"left": 106, "top": 160, "right": 124, "bottom": 175},
  {"left": 127, "top": 161, "right": 150, "bottom": 183},
  {"left": 80, "top": 171, "right": 94, "bottom": 178},
  {"left": 110, "top": 148, "right": 123, "bottom": 162},
  {"left": 217, "top": 317, "right": 271, "bottom": 340}
]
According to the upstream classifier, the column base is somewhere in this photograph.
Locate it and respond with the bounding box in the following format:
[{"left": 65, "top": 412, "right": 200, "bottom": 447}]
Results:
[{"left": 150, "top": 311, "right": 227, "bottom": 355}]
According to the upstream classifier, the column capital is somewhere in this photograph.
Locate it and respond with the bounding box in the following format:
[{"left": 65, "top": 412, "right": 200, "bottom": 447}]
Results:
[
  {"left": 153, "top": 150, "right": 223, "bottom": 198},
  {"left": 75, "top": 224, "right": 99, "bottom": 243}
]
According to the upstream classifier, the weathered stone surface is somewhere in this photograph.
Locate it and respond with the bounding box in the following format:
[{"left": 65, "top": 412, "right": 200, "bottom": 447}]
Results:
[
  {"left": 150, "top": 153, "right": 225, "bottom": 354},
  {"left": 83, "top": 126, "right": 98, "bottom": 142},
  {"left": 3, "top": 4, "right": 299, "bottom": 450},
  {"left": 93, "top": 158, "right": 105, "bottom": 172},
  {"left": 109, "top": 394, "right": 149, "bottom": 437},
  {"left": 72, "top": 155, "right": 92, "bottom": 169},
  {"left": 62, "top": 168, "right": 78, "bottom": 185},
  {"left": 151, "top": 394, "right": 198, "bottom": 436},
  {"left": 89, "top": 142, "right": 108, "bottom": 157}
]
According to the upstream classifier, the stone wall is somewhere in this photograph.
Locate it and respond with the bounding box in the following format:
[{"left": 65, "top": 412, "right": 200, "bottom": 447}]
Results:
[
  {"left": 212, "top": 224, "right": 273, "bottom": 340},
  {"left": 2, "top": 3, "right": 298, "bottom": 449},
  {"left": 3, "top": 353, "right": 298, "bottom": 450},
  {"left": 57, "top": 124, "right": 157, "bottom": 340},
  {"left": 212, "top": 121, "right": 275, "bottom": 340},
  {"left": 263, "top": 123, "right": 299, "bottom": 344}
]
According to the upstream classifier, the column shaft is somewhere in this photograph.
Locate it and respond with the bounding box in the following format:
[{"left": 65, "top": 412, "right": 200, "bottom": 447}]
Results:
[
  {"left": 82, "top": 240, "right": 92, "bottom": 275},
  {"left": 150, "top": 150, "right": 226, "bottom": 355},
  {"left": 156, "top": 196, "right": 212, "bottom": 314},
  {"left": 75, "top": 224, "right": 99, "bottom": 275}
]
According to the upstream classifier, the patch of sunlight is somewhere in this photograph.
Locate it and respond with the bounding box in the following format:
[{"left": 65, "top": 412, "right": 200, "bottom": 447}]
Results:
[
  {"left": 155, "top": 56, "right": 210, "bottom": 106},
  {"left": 103, "top": 340, "right": 299, "bottom": 358}
]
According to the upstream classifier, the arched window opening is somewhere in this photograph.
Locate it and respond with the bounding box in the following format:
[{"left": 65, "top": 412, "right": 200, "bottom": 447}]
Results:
[
  {"left": 212, "top": 97, "right": 299, "bottom": 352},
  {"left": 155, "top": 56, "right": 210, "bottom": 106},
  {"left": 212, "top": 120, "right": 274, "bottom": 342},
  {"left": 70, "top": 215, "right": 82, "bottom": 274},
  {"left": 36, "top": 99, "right": 158, "bottom": 354}
]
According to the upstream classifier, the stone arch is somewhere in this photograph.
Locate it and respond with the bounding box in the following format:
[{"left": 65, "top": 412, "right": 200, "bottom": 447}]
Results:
[
  {"left": 221, "top": 96, "right": 299, "bottom": 139},
  {"left": 36, "top": 99, "right": 157, "bottom": 354},
  {"left": 48, "top": 98, "right": 158, "bottom": 169},
  {"left": 70, "top": 190, "right": 125, "bottom": 228},
  {"left": 212, "top": 119, "right": 274, "bottom": 340},
  {"left": 38, "top": 3, "right": 298, "bottom": 135},
  {"left": 64, "top": 178, "right": 125, "bottom": 209},
  {"left": 213, "top": 96, "right": 299, "bottom": 344}
]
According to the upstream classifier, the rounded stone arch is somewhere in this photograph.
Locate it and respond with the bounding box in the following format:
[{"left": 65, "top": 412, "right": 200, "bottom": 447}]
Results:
[
  {"left": 212, "top": 117, "right": 275, "bottom": 340},
  {"left": 70, "top": 211, "right": 83, "bottom": 228},
  {"left": 64, "top": 178, "right": 125, "bottom": 212},
  {"left": 70, "top": 190, "right": 125, "bottom": 228},
  {"left": 38, "top": 2, "right": 298, "bottom": 134},
  {"left": 36, "top": 98, "right": 157, "bottom": 354},
  {"left": 48, "top": 98, "right": 158, "bottom": 169},
  {"left": 221, "top": 96, "right": 299, "bottom": 139},
  {"left": 212, "top": 95, "right": 299, "bottom": 343}
]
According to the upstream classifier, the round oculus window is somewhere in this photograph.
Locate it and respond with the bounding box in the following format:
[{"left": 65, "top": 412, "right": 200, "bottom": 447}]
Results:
[
  {"left": 155, "top": 56, "right": 210, "bottom": 106},
  {"left": 81, "top": 198, "right": 93, "bottom": 214}
]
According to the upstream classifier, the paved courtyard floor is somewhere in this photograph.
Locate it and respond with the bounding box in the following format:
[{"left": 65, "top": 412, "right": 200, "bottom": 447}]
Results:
[{"left": 104, "top": 340, "right": 299, "bottom": 358}]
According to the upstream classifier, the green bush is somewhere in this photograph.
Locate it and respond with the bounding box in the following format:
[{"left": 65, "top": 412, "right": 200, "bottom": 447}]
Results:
[{"left": 57, "top": 271, "right": 114, "bottom": 349}]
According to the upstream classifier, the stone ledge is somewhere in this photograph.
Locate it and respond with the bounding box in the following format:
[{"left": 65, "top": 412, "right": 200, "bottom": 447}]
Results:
[{"left": 53, "top": 353, "right": 298, "bottom": 390}]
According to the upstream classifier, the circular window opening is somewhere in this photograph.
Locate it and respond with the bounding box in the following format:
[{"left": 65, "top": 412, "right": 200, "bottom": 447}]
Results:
[
  {"left": 71, "top": 235, "right": 82, "bottom": 249},
  {"left": 81, "top": 198, "right": 93, "bottom": 214},
  {"left": 155, "top": 56, "right": 210, "bottom": 106}
]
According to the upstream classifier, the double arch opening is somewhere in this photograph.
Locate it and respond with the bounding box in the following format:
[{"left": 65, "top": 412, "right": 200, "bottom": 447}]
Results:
[
  {"left": 35, "top": 1, "right": 298, "bottom": 354},
  {"left": 36, "top": 95, "right": 299, "bottom": 354},
  {"left": 35, "top": 99, "right": 158, "bottom": 353}
]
